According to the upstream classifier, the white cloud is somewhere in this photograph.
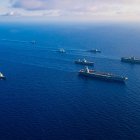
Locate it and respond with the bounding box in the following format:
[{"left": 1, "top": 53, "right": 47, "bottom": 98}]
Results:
[
  {"left": 1, "top": 11, "right": 15, "bottom": 16},
  {"left": 0, "top": 0, "right": 139, "bottom": 21},
  {"left": 11, "top": 0, "right": 48, "bottom": 10},
  {"left": 10, "top": 0, "right": 140, "bottom": 10}
]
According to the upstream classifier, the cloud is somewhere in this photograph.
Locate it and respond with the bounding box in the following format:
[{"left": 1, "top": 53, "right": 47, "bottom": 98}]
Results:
[
  {"left": 0, "top": 0, "right": 139, "bottom": 21},
  {"left": 10, "top": 0, "right": 140, "bottom": 10},
  {"left": 10, "top": 0, "right": 140, "bottom": 15},
  {"left": 1, "top": 11, "right": 21, "bottom": 17},
  {"left": 11, "top": 0, "right": 48, "bottom": 10}
]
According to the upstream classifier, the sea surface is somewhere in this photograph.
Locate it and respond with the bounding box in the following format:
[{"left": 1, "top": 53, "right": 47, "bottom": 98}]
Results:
[{"left": 0, "top": 22, "right": 140, "bottom": 140}]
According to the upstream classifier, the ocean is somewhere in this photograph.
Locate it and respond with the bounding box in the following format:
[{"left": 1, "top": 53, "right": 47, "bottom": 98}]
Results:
[{"left": 0, "top": 22, "right": 140, "bottom": 140}]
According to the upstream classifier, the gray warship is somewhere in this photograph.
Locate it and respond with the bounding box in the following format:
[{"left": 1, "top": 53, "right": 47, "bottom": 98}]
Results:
[
  {"left": 121, "top": 57, "right": 140, "bottom": 64},
  {"left": 0, "top": 72, "right": 6, "bottom": 80},
  {"left": 88, "top": 49, "right": 101, "bottom": 53},
  {"left": 75, "top": 59, "right": 94, "bottom": 66},
  {"left": 79, "top": 67, "right": 128, "bottom": 82}
]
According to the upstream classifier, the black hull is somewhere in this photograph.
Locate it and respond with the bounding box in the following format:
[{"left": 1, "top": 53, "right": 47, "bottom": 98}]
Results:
[
  {"left": 0, "top": 77, "right": 6, "bottom": 80},
  {"left": 75, "top": 61, "right": 94, "bottom": 66},
  {"left": 79, "top": 72, "right": 127, "bottom": 83},
  {"left": 88, "top": 50, "right": 101, "bottom": 53},
  {"left": 121, "top": 60, "right": 140, "bottom": 64}
]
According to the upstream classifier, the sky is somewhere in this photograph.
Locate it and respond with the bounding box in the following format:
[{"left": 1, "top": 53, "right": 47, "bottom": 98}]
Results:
[{"left": 0, "top": 0, "right": 140, "bottom": 22}]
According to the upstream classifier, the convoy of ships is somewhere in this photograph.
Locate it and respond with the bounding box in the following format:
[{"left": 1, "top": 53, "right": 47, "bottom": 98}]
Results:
[
  {"left": 57, "top": 48, "right": 140, "bottom": 83},
  {"left": 74, "top": 58, "right": 128, "bottom": 82},
  {"left": 0, "top": 46, "right": 140, "bottom": 83}
]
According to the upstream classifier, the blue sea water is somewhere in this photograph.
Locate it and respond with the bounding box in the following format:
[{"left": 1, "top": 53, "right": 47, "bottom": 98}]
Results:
[{"left": 0, "top": 22, "right": 140, "bottom": 140}]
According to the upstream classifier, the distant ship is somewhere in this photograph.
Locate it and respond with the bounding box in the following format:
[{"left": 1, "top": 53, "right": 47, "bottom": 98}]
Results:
[
  {"left": 75, "top": 59, "right": 94, "bottom": 66},
  {"left": 30, "top": 40, "right": 36, "bottom": 44},
  {"left": 0, "top": 72, "right": 6, "bottom": 80},
  {"left": 59, "top": 48, "right": 65, "bottom": 53},
  {"left": 88, "top": 49, "right": 101, "bottom": 53},
  {"left": 79, "top": 66, "right": 128, "bottom": 82},
  {"left": 121, "top": 57, "right": 140, "bottom": 64}
]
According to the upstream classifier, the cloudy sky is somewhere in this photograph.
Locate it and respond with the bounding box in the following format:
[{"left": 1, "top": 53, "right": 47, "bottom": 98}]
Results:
[{"left": 0, "top": 0, "right": 140, "bottom": 21}]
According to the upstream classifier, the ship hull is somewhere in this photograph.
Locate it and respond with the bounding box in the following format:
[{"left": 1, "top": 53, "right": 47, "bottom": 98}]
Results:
[
  {"left": 88, "top": 50, "right": 101, "bottom": 53},
  {"left": 75, "top": 61, "right": 94, "bottom": 66},
  {"left": 0, "top": 76, "right": 6, "bottom": 80},
  {"left": 79, "top": 71, "right": 127, "bottom": 82},
  {"left": 121, "top": 58, "right": 140, "bottom": 64},
  {"left": 90, "top": 51, "right": 101, "bottom": 53}
]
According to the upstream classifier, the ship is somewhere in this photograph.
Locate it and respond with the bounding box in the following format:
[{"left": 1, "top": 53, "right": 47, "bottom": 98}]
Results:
[
  {"left": 88, "top": 49, "right": 101, "bottom": 53},
  {"left": 0, "top": 72, "right": 6, "bottom": 80},
  {"left": 59, "top": 48, "right": 65, "bottom": 53},
  {"left": 30, "top": 40, "right": 36, "bottom": 44},
  {"left": 79, "top": 66, "right": 128, "bottom": 82},
  {"left": 121, "top": 57, "right": 140, "bottom": 64},
  {"left": 75, "top": 59, "right": 94, "bottom": 66}
]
